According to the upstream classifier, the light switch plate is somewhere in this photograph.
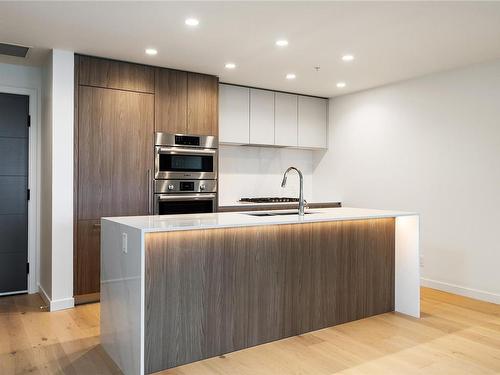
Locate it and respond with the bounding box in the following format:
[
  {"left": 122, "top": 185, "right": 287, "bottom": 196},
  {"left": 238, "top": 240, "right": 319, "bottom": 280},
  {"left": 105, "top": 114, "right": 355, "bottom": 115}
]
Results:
[{"left": 122, "top": 233, "right": 128, "bottom": 254}]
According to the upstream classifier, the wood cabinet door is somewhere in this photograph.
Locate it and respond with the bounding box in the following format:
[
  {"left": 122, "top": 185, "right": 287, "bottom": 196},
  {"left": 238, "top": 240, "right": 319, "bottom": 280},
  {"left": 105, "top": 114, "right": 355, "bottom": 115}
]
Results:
[
  {"left": 249, "top": 88, "right": 275, "bottom": 145},
  {"left": 78, "top": 86, "right": 154, "bottom": 219},
  {"left": 218, "top": 84, "right": 250, "bottom": 144},
  {"left": 79, "top": 55, "right": 155, "bottom": 94},
  {"left": 187, "top": 73, "right": 218, "bottom": 136},
  {"left": 75, "top": 220, "right": 101, "bottom": 295},
  {"left": 275, "top": 92, "right": 298, "bottom": 147},
  {"left": 155, "top": 68, "right": 188, "bottom": 134},
  {"left": 298, "top": 96, "right": 328, "bottom": 149}
]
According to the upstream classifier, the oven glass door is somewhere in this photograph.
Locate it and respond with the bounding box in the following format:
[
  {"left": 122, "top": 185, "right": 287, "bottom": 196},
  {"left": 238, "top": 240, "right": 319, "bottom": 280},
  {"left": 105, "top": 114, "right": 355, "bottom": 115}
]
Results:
[
  {"left": 155, "top": 147, "right": 217, "bottom": 179},
  {"left": 155, "top": 194, "right": 216, "bottom": 215}
]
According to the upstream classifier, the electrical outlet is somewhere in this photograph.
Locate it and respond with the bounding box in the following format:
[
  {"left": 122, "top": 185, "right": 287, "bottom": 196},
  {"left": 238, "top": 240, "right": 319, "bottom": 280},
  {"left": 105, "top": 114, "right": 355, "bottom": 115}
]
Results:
[
  {"left": 122, "top": 233, "right": 128, "bottom": 254},
  {"left": 419, "top": 255, "right": 424, "bottom": 267}
]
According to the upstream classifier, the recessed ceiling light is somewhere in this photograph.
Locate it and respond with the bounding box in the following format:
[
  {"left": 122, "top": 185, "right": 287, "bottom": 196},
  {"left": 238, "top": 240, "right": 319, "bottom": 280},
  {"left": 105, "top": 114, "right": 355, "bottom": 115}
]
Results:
[
  {"left": 336, "top": 82, "right": 346, "bottom": 88},
  {"left": 342, "top": 54, "right": 354, "bottom": 62},
  {"left": 276, "top": 39, "right": 289, "bottom": 47},
  {"left": 145, "top": 48, "right": 157, "bottom": 56},
  {"left": 225, "top": 62, "right": 236, "bottom": 69},
  {"left": 185, "top": 18, "right": 199, "bottom": 26},
  {"left": 286, "top": 73, "right": 296, "bottom": 80}
]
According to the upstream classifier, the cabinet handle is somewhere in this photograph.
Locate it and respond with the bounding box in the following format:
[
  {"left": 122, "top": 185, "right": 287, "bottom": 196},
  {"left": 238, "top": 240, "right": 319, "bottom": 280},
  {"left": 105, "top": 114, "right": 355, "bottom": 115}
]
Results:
[
  {"left": 93, "top": 223, "right": 101, "bottom": 230},
  {"left": 148, "top": 169, "right": 153, "bottom": 214}
]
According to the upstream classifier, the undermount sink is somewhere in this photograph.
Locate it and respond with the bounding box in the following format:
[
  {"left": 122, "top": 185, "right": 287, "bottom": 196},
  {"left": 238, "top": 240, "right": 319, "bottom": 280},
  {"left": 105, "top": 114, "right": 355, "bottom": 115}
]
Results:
[{"left": 244, "top": 211, "right": 316, "bottom": 217}]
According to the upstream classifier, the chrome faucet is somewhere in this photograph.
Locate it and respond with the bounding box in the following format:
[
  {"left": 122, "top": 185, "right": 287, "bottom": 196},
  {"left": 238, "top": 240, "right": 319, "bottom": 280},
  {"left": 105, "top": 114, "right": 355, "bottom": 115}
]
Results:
[{"left": 281, "top": 167, "right": 305, "bottom": 216}]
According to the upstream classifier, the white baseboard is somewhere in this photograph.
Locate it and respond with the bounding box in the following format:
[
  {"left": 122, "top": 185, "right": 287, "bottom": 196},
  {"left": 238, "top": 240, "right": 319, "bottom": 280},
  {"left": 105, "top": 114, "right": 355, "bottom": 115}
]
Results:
[
  {"left": 38, "top": 284, "right": 75, "bottom": 311},
  {"left": 50, "top": 297, "right": 75, "bottom": 311},
  {"left": 38, "top": 284, "right": 51, "bottom": 307},
  {"left": 421, "top": 278, "right": 500, "bottom": 305}
]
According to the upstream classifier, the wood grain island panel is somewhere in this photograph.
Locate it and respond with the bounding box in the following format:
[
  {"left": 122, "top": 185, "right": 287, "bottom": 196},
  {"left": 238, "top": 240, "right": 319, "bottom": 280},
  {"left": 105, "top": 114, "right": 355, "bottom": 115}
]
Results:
[{"left": 144, "top": 218, "right": 395, "bottom": 373}]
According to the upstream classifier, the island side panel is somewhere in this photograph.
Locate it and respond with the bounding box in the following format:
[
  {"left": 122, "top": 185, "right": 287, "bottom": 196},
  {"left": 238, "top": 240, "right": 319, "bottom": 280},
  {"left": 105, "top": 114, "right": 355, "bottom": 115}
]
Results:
[
  {"left": 395, "top": 215, "right": 420, "bottom": 317},
  {"left": 101, "top": 220, "right": 144, "bottom": 375},
  {"left": 144, "top": 218, "right": 395, "bottom": 373}
]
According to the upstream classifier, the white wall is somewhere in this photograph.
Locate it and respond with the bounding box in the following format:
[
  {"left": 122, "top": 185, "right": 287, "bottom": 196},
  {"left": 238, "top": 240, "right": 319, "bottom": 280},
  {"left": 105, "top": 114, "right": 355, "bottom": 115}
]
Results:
[
  {"left": 0, "top": 62, "right": 42, "bottom": 88},
  {"left": 219, "top": 145, "right": 313, "bottom": 206},
  {"left": 313, "top": 59, "right": 500, "bottom": 303}
]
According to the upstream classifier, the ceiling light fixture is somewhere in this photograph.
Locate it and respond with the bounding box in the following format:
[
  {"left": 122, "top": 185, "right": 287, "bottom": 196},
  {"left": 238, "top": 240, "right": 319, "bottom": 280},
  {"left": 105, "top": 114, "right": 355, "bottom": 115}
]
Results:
[
  {"left": 336, "top": 82, "right": 346, "bottom": 88},
  {"left": 185, "top": 18, "right": 199, "bottom": 26},
  {"left": 145, "top": 48, "right": 158, "bottom": 56},
  {"left": 342, "top": 54, "right": 354, "bottom": 62},
  {"left": 286, "top": 73, "right": 296, "bottom": 80},
  {"left": 225, "top": 62, "right": 236, "bottom": 69},
  {"left": 276, "top": 39, "right": 289, "bottom": 47}
]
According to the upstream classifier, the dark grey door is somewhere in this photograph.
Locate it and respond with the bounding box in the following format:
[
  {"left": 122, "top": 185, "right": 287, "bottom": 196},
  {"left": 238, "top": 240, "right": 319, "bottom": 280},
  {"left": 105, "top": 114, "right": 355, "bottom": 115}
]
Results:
[{"left": 0, "top": 93, "right": 29, "bottom": 294}]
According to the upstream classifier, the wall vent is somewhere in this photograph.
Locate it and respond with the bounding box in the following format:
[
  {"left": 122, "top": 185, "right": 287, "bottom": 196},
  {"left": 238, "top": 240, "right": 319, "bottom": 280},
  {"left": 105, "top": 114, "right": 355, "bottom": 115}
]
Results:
[{"left": 0, "top": 42, "right": 29, "bottom": 58}]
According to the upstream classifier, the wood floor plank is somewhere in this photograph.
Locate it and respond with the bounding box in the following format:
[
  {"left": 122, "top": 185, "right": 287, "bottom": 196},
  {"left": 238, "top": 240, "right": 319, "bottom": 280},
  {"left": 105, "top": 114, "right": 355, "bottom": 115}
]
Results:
[{"left": 1, "top": 288, "right": 499, "bottom": 375}]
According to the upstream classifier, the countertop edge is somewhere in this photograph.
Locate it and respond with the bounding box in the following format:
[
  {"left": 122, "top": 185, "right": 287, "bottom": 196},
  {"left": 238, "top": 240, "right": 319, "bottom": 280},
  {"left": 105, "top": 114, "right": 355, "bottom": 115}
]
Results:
[{"left": 102, "top": 208, "right": 419, "bottom": 234}]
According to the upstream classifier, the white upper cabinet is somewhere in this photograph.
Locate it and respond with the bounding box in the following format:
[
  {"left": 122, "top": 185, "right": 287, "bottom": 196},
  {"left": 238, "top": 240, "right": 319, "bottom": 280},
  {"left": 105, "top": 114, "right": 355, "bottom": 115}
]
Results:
[
  {"left": 219, "top": 84, "right": 250, "bottom": 144},
  {"left": 298, "top": 96, "right": 328, "bottom": 149},
  {"left": 275, "top": 92, "right": 298, "bottom": 147},
  {"left": 250, "top": 88, "right": 275, "bottom": 145},
  {"left": 219, "top": 84, "right": 327, "bottom": 149}
]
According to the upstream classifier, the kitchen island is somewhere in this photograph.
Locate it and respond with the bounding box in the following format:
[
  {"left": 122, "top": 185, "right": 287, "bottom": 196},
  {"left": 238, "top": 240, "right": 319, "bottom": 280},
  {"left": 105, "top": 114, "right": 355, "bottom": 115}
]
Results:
[{"left": 100, "top": 207, "right": 420, "bottom": 375}]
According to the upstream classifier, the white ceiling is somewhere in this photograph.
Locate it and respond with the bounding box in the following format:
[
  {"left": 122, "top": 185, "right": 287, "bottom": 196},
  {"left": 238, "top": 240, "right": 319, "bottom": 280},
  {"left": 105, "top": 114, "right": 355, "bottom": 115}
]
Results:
[{"left": 2, "top": 1, "right": 500, "bottom": 97}]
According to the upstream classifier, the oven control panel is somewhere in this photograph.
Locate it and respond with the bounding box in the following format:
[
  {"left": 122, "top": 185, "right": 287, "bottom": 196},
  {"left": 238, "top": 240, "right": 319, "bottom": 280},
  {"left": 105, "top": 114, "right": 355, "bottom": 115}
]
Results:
[{"left": 154, "top": 179, "right": 217, "bottom": 194}]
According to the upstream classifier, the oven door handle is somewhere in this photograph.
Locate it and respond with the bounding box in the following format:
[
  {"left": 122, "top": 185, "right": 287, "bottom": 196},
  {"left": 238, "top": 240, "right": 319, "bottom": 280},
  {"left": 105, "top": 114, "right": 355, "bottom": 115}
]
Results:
[
  {"left": 157, "top": 147, "right": 217, "bottom": 155},
  {"left": 157, "top": 193, "right": 217, "bottom": 202}
]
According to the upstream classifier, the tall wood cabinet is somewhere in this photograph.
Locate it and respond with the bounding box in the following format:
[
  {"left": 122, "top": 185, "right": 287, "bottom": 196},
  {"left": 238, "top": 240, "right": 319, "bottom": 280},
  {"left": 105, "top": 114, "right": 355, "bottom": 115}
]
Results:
[
  {"left": 155, "top": 69, "right": 218, "bottom": 136},
  {"left": 74, "top": 55, "right": 219, "bottom": 302},
  {"left": 75, "top": 56, "right": 155, "bottom": 300}
]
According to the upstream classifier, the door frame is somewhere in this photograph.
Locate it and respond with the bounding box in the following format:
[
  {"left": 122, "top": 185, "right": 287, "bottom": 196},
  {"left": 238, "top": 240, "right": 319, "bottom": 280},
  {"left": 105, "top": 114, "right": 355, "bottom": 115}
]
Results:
[{"left": 0, "top": 85, "right": 39, "bottom": 295}]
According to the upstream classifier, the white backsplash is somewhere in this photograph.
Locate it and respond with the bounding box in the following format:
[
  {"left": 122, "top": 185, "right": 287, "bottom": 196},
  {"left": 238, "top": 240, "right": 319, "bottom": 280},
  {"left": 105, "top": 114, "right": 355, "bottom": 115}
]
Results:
[{"left": 218, "top": 145, "right": 314, "bottom": 206}]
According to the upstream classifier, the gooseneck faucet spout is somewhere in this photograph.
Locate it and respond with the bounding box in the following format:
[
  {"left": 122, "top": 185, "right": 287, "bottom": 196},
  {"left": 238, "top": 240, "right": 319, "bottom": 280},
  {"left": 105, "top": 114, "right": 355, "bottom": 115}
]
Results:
[{"left": 281, "top": 166, "right": 305, "bottom": 216}]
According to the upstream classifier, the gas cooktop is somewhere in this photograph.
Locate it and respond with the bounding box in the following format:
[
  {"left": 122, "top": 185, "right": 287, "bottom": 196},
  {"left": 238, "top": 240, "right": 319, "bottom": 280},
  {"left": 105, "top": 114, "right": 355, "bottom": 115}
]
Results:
[{"left": 239, "top": 197, "right": 300, "bottom": 203}]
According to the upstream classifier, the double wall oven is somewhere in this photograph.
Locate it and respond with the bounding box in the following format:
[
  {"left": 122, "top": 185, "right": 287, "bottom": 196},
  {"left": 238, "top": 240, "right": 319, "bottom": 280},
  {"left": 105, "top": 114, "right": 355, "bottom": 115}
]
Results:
[{"left": 153, "top": 133, "right": 218, "bottom": 215}]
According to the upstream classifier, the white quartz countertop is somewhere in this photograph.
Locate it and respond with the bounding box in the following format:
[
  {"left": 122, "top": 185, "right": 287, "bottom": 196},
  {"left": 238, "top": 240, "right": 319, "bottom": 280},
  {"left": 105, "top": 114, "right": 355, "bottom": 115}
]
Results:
[{"left": 102, "top": 207, "right": 417, "bottom": 233}]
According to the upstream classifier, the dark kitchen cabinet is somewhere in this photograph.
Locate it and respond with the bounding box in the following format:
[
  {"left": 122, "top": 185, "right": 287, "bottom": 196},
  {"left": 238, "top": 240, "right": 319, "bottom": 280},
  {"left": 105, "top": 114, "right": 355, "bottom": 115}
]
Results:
[
  {"left": 155, "top": 69, "right": 218, "bottom": 136},
  {"left": 187, "top": 72, "right": 218, "bottom": 136},
  {"left": 79, "top": 55, "right": 155, "bottom": 93},
  {"left": 75, "top": 220, "right": 101, "bottom": 296},
  {"left": 154, "top": 68, "right": 188, "bottom": 134},
  {"left": 77, "top": 86, "right": 154, "bottom": 220}
]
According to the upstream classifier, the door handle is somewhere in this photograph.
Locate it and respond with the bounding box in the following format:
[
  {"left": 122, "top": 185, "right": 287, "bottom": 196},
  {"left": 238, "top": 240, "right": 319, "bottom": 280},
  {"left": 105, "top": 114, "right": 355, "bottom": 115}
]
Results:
[
  {"left": 157, "top": 146, "right": 217, "bottom": 155},
  {"left": 157, "top": 193, "right": 217, "bottom": 201}
]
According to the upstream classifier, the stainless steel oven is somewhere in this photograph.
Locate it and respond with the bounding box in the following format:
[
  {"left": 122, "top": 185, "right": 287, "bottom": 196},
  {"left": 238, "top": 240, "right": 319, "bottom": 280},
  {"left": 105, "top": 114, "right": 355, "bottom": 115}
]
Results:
[
  {"left": 153, "top": 179, "right": 217, "bottom": 215},
  {"left": 154, "top": 133, "right": 218, "bottom": 180}
]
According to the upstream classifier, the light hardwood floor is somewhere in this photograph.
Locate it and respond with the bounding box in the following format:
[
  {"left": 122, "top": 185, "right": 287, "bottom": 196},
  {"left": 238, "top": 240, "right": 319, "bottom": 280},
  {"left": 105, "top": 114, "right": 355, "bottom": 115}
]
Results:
[{"left": 1, "top": 288, "right": 499, "bottom": 375}]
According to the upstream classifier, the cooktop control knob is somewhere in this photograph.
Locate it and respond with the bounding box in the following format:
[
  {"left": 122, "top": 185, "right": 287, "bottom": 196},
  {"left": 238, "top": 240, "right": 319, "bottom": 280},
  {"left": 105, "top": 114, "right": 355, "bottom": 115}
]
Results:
[
  {"left": 199, "top": 184, "right": 206, "bottom": 191},
  {"left": 168, "top": 184, "right": 174, "bottom": 190}
]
